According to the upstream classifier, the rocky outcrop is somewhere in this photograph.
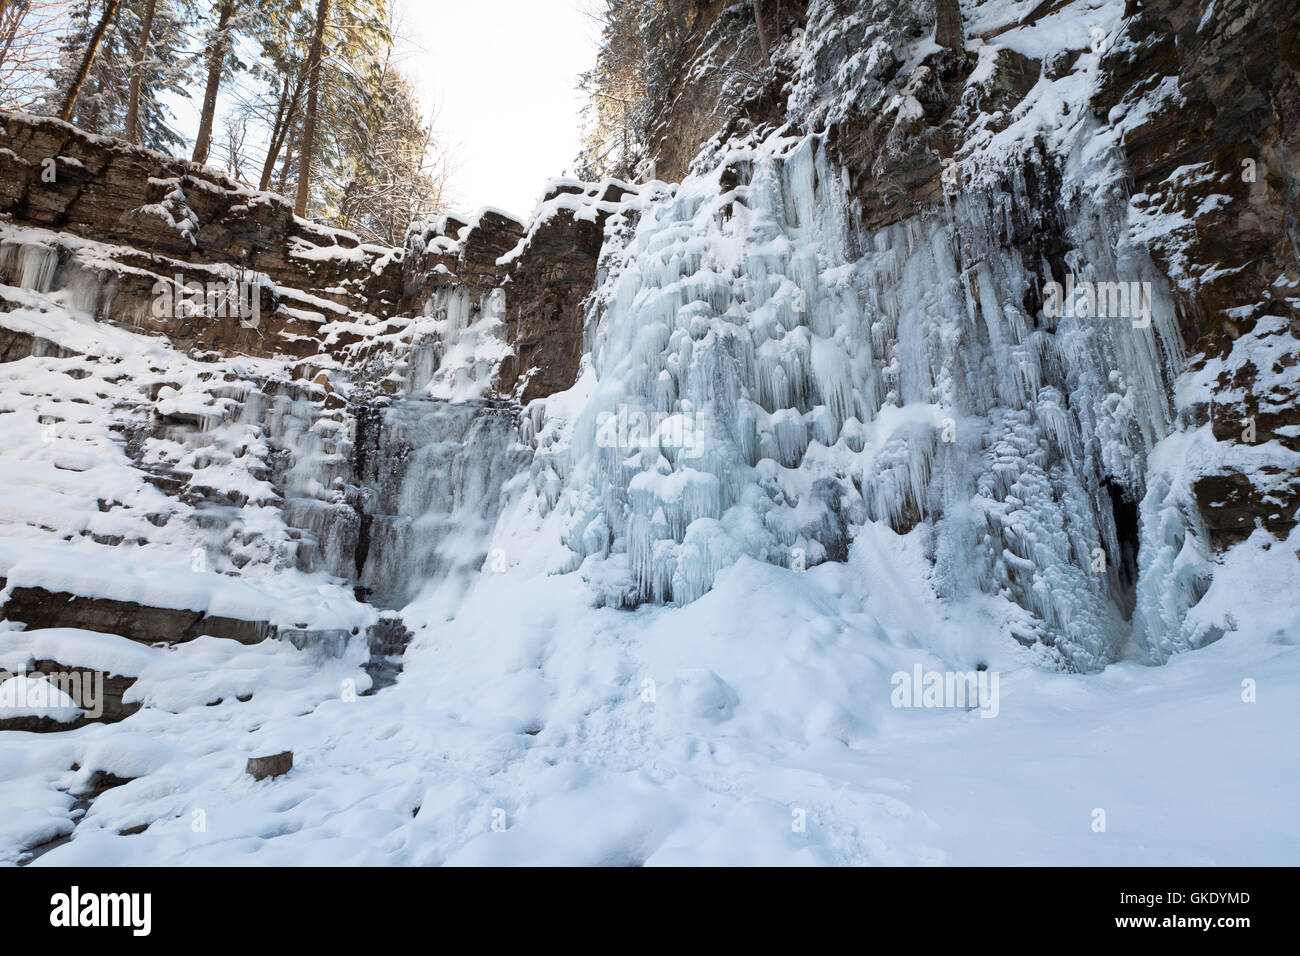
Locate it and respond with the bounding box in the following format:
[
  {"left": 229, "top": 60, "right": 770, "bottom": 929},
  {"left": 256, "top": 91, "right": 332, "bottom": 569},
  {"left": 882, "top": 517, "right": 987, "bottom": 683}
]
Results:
[
  {"left": 399, "top": 181, "right": 638, "bottom": 402},
  {"left": 501, "top": 181, "right": 635, "bottom": 401},
  {"left": 0, "top": 587, "right": 273, "bottom": 645},
  {"left": 0, "top": 111, "right": 404, "bottom": 322},
  {"left": 1092, "top": 0, "right": 1300, "bottom": 546},
  {"left": 640, "top": 0, "right": 1300, "bottom": 556},
  {"left": 401, "top": 208, "right": 525, "bottom": 316},
  {"left": 1, "top": 111, "right": 627, "bottom": 402}
]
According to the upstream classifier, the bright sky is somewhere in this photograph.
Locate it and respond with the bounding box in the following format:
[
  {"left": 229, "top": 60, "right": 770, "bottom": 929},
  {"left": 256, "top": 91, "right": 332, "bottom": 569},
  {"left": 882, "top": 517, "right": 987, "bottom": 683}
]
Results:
[{"left": 393, "top": 0, "right": 601, "bottom": 221}]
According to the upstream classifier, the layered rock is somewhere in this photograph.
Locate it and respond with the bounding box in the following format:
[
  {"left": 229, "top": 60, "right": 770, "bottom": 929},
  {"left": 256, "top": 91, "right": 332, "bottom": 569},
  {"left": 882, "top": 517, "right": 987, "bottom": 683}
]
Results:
[
  {"left": 498, "top": 180, "right": 636, "bottom": 401},
  {"left": 1, "top": 586, "right": 272, "bottom": 644},
  {"left": 1, "top": 110, "right": 626, "bottom": 402},
  {"left": 0, "top": 111, "right": 404, "bottom": 328}
]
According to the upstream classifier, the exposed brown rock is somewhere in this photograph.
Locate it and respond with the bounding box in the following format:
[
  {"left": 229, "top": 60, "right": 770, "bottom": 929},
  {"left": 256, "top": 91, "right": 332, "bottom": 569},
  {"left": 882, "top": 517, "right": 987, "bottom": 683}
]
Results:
[
  {"left": 502, "top": 182, "right": 634, "bottom": 402},
  {"left": 1, "top": 586, "right": 273, "bottom": 645},
  {"left": 1, "top": 111, "right": 632, "bottom": 402},
  {"left": 1094, "top": 0, "right": 1300, "bottom": 354},
  {"left": 0, "top": 661, "right": 139, "bottom": 732},
  {"left": 0, "top": 111, "right": 404, "bottom": 322},
  {"left": 1094, "top": 0, "right": 1300, "bottom": 545},
  {"left": 33, "top": 660, "right": 141, "bottom": 723},
  {"left": 246, "top": 750, "right": 293, "bottom": 781}
]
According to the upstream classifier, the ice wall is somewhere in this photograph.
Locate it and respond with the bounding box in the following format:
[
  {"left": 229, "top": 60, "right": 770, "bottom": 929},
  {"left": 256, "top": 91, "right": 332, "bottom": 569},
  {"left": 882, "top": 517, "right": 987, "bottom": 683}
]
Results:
[{"left": 536, "top": 132, "right": 1192, "bottom": 671}]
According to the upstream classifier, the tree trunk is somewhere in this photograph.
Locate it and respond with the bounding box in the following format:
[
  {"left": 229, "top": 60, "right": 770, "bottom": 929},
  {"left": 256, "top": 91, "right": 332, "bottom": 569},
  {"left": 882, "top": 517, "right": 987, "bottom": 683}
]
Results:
[
  {"left": 935, "top": 0, "right": 964, "bottom": 52},
  {"left": 123, "top": 0, "right": 157, "bottom": 143},
  {"left": 277, "top": 130, "right": 297, "bottom": 194},
  {"left": 294, "top": 0, "right": 330, "bottom": 218},
  {"left": 259, "top": 69, "right": 303, "bottom": 191},
  {"left": 259, "top": 82, "right": 291, "bottom": 191},
  {"left": 192, "top": 0, "right": 236, "bottom": 164},
  {"left": 58, "top": 0, "right": 124, "bottom": 121},
  {"left": 751, "top": 0, "right": 770, "bottom": 69}
]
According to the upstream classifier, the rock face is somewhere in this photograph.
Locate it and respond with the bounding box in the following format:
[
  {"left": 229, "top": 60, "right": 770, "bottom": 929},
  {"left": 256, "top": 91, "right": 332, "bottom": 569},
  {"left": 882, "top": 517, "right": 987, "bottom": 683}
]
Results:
[
  {"left": 401, "top": 210, "right": 525, "bottom": 318},
  {"left": 1, "top": 0, "right": 1296, "bottom": 672},
  {"left": 398, "top": 182, "right": 641, "bottom": 403},
  {"left": 1, "top": 586, "right": 273, "bottom": 645},
  {"left": 635, "top": 0, "right": 1300, "bottom": 558},
  {"left": 1092, "top": 0, "right": 1300, "bottom": 546},
  {"left": 0, "top": 113, "right": 631, "bottom": 646},
  {"left": 0, "top": 113, "right": 405, "bottom": 362},
  {"left": 0, "top": 110, "right": 622, "bottom": 401},
  {"left": 500, "top": 181, "right": 635, "bottom": 402},
  {"left": 0, "top": 110, "right": 636, "bottom": 646},
  {"left": 0, "top": 112, "right": 404, "bottom": 318},
  {"left": 633, "top": 1, "right": 808, "bottom": 183}
]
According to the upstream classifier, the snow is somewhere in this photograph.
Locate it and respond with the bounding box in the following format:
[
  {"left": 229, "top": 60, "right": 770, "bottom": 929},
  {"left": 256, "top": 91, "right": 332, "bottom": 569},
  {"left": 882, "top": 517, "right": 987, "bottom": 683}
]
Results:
[
  {"left": 0, "top": 674, "right": 82, "bottom": 722},
  {"left": 497, "top": 179, "right": 648, "bottom": 267},
  {"left": 28, "top": 629, "right": 164, "bottom": 679},
  {"left": 1, "top": 525, "right": 1295, "bottom": 865}
]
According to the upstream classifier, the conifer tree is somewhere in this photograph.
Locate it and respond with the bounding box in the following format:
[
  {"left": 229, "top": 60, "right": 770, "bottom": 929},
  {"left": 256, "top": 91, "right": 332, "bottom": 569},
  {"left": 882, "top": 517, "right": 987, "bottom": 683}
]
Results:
[
  {"left": 191, "top": 0, "right": 237, "bottom": 163},
  {"left": 56, "top": 0, "right": 120, "bottom": 119},
  {"left": 122, "top": 0, "right": 155, "bottom": 142},
  {"left": 45, "top": 0, "right": 192, "bottom": 149}
]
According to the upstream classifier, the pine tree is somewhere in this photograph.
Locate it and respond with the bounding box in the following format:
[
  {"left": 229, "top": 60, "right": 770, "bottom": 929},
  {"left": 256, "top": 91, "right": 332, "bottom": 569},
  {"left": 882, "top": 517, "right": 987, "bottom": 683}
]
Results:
[
  {"left": 283, "top": 0, "right": 392, "bottom": 217},
  {"left": 122, "top": 0, "right": 155, "bottom": 142},
  {"left": 44, "top": 0, "right": 192, "bottom": 150},
  {"left": 292, "top": 0, "right": 328, "bottom": 214},
  {"left": 191, "top": 0, "right": 237, "bottom": 164},
  {"left": 249, "top": 0, "right": 311, "bottom": 190},
  {"left": 329, "top": 47, "right": 453, "bottom": 242},
  {"left": 56, "top": 0, "right": 121, "bottom": 120}
]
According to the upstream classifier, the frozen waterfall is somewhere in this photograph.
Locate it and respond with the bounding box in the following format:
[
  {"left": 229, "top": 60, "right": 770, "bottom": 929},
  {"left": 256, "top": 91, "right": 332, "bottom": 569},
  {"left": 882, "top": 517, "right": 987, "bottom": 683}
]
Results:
[{"left": 533, "top": 131, "right": 1196, "bottom": 672}]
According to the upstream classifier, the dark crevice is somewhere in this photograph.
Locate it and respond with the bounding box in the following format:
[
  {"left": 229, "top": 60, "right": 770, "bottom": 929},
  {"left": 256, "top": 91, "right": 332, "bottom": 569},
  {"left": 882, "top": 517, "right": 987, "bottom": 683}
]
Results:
[
  {"left": 349, "top": 400, "right": 384, "bottom": 595},
  {"left": 1104, "top": 479, "right": 1141, "bottom": 619}
]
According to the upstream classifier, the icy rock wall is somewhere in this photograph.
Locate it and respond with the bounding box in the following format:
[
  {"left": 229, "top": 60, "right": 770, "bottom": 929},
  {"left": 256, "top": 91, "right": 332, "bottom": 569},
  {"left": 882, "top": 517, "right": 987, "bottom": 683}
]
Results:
[
  {"left": 232, "top": 382, "right": 529, "bottom": 611},
  {"left": 540, "top": 132, "right": 1192, "bottom": 671},
  {"left": 351, "top": 398, "right": 530, "bottom": 608},
  {"left": 401, "top": 285, "right": 513, "bottom": 403},
  {"left": 0, "top": 217, "right": 531, "bottom": 621}
]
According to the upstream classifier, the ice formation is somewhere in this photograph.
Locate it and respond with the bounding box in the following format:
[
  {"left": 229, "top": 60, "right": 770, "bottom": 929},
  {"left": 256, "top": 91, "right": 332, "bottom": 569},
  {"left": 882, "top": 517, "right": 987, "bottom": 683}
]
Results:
[{"left": 523, "top": 124, "right": 1195, "bottom": 672}]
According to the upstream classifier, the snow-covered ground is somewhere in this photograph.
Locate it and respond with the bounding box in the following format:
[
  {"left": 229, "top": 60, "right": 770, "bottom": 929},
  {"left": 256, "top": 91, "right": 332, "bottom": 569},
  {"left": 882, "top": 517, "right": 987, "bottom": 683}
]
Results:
[{"left": 3, "top": 517, "right": 1296, "bottom": 865}]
